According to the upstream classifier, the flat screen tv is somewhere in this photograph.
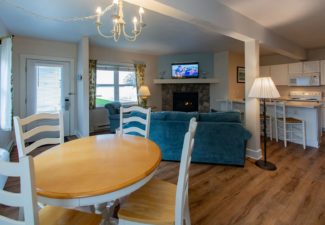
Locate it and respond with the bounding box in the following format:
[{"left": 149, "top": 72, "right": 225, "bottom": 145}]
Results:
[{"left": 171, "top": 62, "right": 199, "bottom": 78}]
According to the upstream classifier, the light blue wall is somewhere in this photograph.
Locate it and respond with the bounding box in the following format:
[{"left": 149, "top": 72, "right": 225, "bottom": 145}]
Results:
[{"left": 158, "top": 53, "right": 214, "bottom": 78}]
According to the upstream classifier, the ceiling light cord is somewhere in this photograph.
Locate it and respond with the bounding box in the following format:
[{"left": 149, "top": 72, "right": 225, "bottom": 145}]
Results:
[
  {"left": 1, "top": 0, "right": 97, "bottom": 22},
  {"left": 2, "top": 0, "right": 145, "bottom": 42}
]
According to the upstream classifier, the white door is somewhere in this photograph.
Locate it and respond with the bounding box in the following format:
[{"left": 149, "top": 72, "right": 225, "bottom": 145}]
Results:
[{"left": 26, "top": 59, "right": 71, "bottom": 136}]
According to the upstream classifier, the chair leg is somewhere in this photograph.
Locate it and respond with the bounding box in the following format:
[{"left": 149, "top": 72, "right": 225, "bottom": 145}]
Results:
[
  {"left": 284, "top": 123, "right": 287, "bottom": 148},
  {"left": 302, "top": 121, "right": 306, "bottom": 149},
  {"left": 184, "top": 202, "right": 191, "bottom": 225}
]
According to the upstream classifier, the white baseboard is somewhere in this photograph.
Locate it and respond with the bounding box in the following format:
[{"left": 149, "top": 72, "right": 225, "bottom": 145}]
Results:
[
  {"left": 246, "top": 148, "right": 262, "bottom": 160},
  {"left": 75, "top": 130, "right": 82, "bottom": 139},
  {"left": 6, "top": 140, "right": 14, "bottom": 153}
]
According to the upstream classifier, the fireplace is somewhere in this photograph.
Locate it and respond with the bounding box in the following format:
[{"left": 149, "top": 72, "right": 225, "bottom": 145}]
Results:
[
  {"left": 162, "top": 84, "right": 210, "bottom": 112},
  {"left": 173, "top": 92, "right": 198, "bottom": 112}
]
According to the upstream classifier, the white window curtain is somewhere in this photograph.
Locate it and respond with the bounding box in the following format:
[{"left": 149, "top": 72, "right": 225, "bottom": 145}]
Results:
[{"left": 0, "top": 37, "right": 13, "bottom": 130}]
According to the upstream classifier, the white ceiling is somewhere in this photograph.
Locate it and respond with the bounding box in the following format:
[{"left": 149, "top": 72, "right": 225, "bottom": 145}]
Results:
[
  {"left": 1, "top": 0, "right": 325, "bottom": 56},
  {"left": 217, "top": 0, "right": 325, "bottom": 49}
]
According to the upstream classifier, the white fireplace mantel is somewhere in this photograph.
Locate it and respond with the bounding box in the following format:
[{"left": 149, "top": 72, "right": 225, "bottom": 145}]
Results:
[{"left": 153, "top": 78, "right": 219, "bottom": 84}]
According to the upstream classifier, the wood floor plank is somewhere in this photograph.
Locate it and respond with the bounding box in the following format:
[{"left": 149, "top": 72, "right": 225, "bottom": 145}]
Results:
[{"left": 1, "top": 135, "right": 324, "bottom": 225}]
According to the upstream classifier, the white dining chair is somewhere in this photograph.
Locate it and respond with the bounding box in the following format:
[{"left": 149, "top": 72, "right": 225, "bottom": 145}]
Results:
[
  {"left": 117, "top": 106, "right": 151, "bottom": 138},
  {"left": 0, "top": 156, "right": 102, "bottom": 225},
  {"left": 118, "top": 117, "right": 198, "bottom": 225},
  {"left": 13, "top": 112, "right": 64, "bottom": 158}
]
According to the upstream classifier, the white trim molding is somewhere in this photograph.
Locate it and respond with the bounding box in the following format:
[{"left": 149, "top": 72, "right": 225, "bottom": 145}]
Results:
[{"left": 246, "top": 147, "right": 262, "bottom": 160}]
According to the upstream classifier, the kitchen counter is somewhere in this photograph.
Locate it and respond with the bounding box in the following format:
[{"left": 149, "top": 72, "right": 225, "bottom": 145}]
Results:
[
  {"left": 231, "top": 99, "right": 322, "bottom": 109},
  {"left": 217, "top": 99, "right": 321, "bottom": 148}
]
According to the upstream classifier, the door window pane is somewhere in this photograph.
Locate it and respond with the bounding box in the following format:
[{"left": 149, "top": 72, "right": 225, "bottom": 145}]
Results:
[{"left": 36, "top": 66, "right": 62, "bottom": 113}]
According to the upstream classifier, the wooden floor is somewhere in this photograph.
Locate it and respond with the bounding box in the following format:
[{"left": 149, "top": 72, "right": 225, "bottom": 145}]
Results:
[{"left": 1, "top": 135, "right": 324, "bottom": 225}]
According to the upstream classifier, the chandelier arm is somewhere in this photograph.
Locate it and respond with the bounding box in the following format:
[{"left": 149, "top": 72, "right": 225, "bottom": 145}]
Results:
[
  {"left": 122, "top": 25, "right": 138, "bottom": 41},
  {"left": 114, "top": 25, "right": 121, "bottom": 42},
  {"left": 97, "top": 25, "right": 115, "bottom": 39}
]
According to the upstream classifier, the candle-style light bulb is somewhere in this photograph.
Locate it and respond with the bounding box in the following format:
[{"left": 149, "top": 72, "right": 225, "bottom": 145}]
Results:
[
  {"left": 139, "top": 7, "right": 144, "bottom": 23},
  {"left": 139, "top": 7, "right": 144, "bottom": 14},
  {"left": 133, "top": 17, "right": 138, "bottom": 31},
  {"left": 113, "top": 18, "right": 118, "bottom": 33},
  {"left": 96, "top": 7, "right": 102, "bottom": 24}
]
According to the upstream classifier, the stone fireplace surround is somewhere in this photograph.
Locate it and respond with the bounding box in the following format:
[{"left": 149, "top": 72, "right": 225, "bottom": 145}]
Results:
[{"left": 162, "top": 84, "right": 210, "bottom": 112}]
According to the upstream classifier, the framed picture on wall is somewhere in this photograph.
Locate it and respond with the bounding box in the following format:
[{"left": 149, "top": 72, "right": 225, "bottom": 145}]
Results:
[{"left": 237, "top": 66, "right": 245, "bottom": 83}]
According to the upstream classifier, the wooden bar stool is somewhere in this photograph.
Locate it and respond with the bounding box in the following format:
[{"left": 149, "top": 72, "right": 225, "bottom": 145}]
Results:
[{"left": 274, "top": 102, "right": 306, "bottom": 149}]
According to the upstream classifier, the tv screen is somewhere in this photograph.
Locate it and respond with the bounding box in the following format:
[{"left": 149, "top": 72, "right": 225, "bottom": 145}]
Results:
[{"left": 171, "top": 63, "right": 199, "bottom": 78}]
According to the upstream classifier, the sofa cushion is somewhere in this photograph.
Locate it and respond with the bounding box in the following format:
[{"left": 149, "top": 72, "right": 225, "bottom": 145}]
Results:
[
  {"left": 105, "top": 102, "right": 121, "bottom": 115},
  {"left": 164, "top": 111, "right": 199, "bottom": 121},
  {"left": 199, "top": 111, "right": 241, "bottom": 123},
  {"left": 151, "top": 112, "right": 166, "bottom": 120}
]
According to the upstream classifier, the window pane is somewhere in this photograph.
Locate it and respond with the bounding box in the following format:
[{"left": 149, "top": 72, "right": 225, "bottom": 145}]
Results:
[
  {"left": 96, "top": 86, "right": 114, "bottom": 107},
  {"left": 119, "top": 86, "right": 137, "bottom": 103},
  {"left": 119, "top": 71, "right": 136, "bottom": 85},
  {"left": 36, "top": 66, "right": 61, "bottom": 113},
  {"left": 97, "top": 70, "right": 114, "bottom": 84}
]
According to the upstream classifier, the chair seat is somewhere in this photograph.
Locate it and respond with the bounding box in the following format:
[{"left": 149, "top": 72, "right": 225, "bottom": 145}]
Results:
[
  {"left": 278, "top": 117, "right": 303, "bottom": 123},
  {"left": 39, "top": 206, "right": 102, "bottom": 225},
  {"left": 118, "top": 179, "right": 176, "bottom": 225}
]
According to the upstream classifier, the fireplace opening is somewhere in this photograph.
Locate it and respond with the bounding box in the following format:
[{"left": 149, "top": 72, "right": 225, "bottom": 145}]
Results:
[{"left": 173, "top": 92, "right": 198, "bottom": 112}]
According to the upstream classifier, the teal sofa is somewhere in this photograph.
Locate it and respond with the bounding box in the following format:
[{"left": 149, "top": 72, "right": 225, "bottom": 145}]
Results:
[{"left": 105, "top": 103, "right": 251, "bottom": 166}]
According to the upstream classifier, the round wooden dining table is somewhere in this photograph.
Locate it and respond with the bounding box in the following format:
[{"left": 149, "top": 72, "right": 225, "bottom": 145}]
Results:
[{"left": 34, "top": 134, "right": 161, "bottom": 207}]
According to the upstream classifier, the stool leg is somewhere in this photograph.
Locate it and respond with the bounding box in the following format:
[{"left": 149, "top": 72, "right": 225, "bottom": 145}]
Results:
[
  {"left": 275, "top": 120, "right": 279, "bottom": 142},
  {"left": 184, "top": 200, "right": 191, "bottom": 225},
  {"left": 302, "top": 121, "right": 306, "bottom": 149},
  {"left": 284, "top": 122, "right": 287, "bottom": 148},
  {"left": 270, "top": 117, "right": 273, "bottom": 141}
]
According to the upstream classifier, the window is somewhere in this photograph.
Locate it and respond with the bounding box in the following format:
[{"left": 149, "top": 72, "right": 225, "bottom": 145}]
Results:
[{"left": 96, "top": 65, "right": 137, "bottom": 107}]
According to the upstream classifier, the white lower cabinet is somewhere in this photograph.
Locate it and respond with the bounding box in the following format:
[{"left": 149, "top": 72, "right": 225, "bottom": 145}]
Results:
[{"left": 322, "top": 106, "right": 325, "bottom": 131}]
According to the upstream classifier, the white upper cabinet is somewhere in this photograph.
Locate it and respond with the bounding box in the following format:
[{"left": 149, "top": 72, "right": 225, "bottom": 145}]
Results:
[
  {"left": 270, "top": 64, "right": 288, "bottom": 85},
  {"left": 303, "top": 61, "right": 320, "bottom": 73},
  {"left": 288, "top": 61, "right": 320, "bottom": 74},
  {"left": 321, "top": 60, "right": 325, "bottom": 85},
  {"left": 288, "top": 62, "right": 303, "bottom": 74},
  {"left": 260, "top": 66, "right": 270, "bottom": 77}
]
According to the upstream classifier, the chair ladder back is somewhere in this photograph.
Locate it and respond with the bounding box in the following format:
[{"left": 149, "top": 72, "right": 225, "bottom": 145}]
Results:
[
  {"left": 0, "top": 156, "right": 39, "bottom": 225},
  {"left": 119, "top": 106, "right": 151, "bottom": 138},
  {"left": 14, "top": 112, "right": 64, "bottom": 158},
  {"left": 175, "top": 118, "right": 197, "bottom": 225}
]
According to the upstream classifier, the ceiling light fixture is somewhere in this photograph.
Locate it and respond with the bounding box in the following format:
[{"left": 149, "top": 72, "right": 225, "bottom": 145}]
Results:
[
  {"left": 2, "top": 0, "right": 145, "bottom": 42},
  {"left": 96, "top": 0, "right": 145, "bottom": 42}
]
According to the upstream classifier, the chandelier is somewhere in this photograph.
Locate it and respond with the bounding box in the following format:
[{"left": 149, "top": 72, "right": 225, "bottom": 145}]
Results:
[{"left": 96, "top": 0, "right": 145, "bottom": 42}]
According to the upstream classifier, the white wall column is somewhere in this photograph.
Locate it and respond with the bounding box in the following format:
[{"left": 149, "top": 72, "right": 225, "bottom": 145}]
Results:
[
  {"left": 76, "top": 36, "right": 89, "bottom": 137},
  {"left": 245, "top": 40, "right": 262, "bottom": 159}
]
